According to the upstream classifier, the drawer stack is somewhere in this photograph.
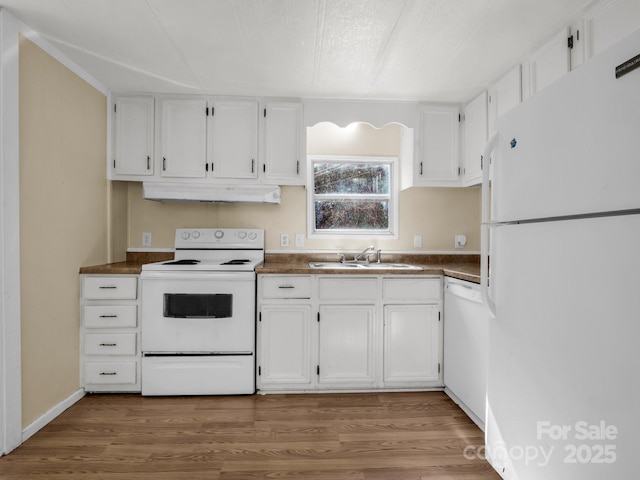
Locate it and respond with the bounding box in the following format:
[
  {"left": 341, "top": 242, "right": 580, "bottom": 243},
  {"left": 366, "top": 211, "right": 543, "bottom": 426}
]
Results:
[{"left": 80, "top": 275, "right": 141, "bottom": 392}]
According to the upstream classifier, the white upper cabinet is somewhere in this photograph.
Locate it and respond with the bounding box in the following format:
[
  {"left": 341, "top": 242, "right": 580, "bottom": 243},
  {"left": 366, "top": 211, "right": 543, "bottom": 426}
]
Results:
[
  {"left": 263, "top": 102, "right": 304, "bottom": 185},
  {"left": 418, "top": 105, "right": 460, "bottom": 186},
  {"left": 488, "top": 65, "right": 522, "bottom": 136},
  {"left": 584, "top": 0, "right": 640, "bottom": 59},
  {"left": 402, "top": 104, "right": 460, "bottom": 188},
  {"left": 208, "top": 99, "right": 259, "bottom": 179},
  {"left": 524, "top": 28, "right": 571, "bottom": 98},
  {"left": 462, "top": 91, "right": 487, "bottom": 187},
  {"left": 523, "top": 22, "right": 585, "bottom": 99},
  {"left": 111, "top": 95, "right": 154, "bottom": 178},
  {"left": 158, "top": 97, "right": 208, "bottom": 178}
]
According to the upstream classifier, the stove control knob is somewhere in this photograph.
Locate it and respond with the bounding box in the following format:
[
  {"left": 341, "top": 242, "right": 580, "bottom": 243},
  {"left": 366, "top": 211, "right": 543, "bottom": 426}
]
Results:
[
  {"left": 181, "top": 231, "right": 190, "bottom": 240},
  {"left": 248, "top": 232, "right": 257, "bottom": 240},
  {"left": 214, "top": 230, "right": 224, "bottom": 239},
  {"left": 237, "top": 231, "right": 247, "bottom": 239},
  {"left": 191, "top": 230, "right": 200, "bottom": 239}
]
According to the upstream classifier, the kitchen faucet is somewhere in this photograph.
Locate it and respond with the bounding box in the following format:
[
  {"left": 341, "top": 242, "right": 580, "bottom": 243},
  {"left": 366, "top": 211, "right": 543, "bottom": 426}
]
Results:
[{"left": 353, "top": 245, "right": 375, "bottom": 263}]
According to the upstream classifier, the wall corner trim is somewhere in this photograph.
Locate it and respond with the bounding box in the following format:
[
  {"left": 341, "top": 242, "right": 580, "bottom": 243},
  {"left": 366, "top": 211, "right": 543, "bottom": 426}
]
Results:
[{"left": 16, "top": 17, "right": 108, "bottom": 96}]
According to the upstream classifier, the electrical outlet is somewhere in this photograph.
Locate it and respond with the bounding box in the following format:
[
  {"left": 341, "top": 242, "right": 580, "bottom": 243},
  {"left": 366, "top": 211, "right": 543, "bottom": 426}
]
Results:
[
  {"left": 295, "top": 233, "right": 304, "bottom": 248},
  {"left": 280, "top": 233, "right": 289, "bottom": 247},
  {"left": 142, "top": 232, "right": 152, "bottom": 247},
  {"left": 413, "top": 234, "right": 422, "bottom": 248},
  {"left": 455, "top": 234, "right": 467, "bottom": 249}
]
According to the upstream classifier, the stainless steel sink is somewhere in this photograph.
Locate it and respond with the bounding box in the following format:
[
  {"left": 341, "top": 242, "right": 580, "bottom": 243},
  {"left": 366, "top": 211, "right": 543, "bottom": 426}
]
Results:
[{"left": 307, "top": 262, "right": 422, "bottom": 270}]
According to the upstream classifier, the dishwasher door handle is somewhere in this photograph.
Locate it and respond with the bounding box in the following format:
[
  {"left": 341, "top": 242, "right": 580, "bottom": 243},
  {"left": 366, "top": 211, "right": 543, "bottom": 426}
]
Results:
[{"left": 446, "top": 283, "right": 482, "bottom": 303}]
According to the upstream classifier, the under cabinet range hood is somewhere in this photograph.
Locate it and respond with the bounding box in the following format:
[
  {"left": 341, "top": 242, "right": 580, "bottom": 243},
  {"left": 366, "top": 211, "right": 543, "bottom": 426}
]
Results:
[{"left": 142, "top": 182, "right": 281, "bottom": 204}]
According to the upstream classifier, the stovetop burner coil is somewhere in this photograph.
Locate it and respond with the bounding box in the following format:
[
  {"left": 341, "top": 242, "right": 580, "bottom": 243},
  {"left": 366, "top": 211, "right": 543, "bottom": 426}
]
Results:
[{"left": 163, "top": 259, "right": 201, "bottom": 265}]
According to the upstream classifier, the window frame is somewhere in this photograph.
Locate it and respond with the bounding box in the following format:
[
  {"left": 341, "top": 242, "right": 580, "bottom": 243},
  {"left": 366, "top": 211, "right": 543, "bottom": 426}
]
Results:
[{"left": 306, "top": 155, "right": 399, "bottom": 239}]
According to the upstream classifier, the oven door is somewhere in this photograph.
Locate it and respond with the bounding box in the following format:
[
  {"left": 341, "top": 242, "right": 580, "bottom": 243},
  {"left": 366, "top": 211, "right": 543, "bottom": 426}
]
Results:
[{"left": 141, "top": 271, "right": 255, "bottom": 353}]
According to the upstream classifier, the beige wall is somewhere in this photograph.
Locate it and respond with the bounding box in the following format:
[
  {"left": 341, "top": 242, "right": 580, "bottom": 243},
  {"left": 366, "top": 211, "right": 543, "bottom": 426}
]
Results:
[
  {"left": 19, "top": 37, "right": 107, "bottom": 427},
  {"left": 127, "top": 122, "right": 480, "bottom": 252}
]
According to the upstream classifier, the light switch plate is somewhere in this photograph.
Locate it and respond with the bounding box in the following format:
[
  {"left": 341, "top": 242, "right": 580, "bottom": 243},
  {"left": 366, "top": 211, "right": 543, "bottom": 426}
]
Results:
[
  {"left": 295, "top": 233, "right": 304, "bottom": 248},
  {"left": 413, "top": 234, "right": 422, "bottom": 248}
]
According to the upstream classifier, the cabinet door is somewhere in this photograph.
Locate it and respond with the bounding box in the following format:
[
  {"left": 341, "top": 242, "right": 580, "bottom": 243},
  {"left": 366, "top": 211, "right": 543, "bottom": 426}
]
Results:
[
  {"left": 383, "top": 304, "right": 440, "bottom": 385},
  {"left": 209, "top": 100, "right": 258, "bottom": 179},
  {"left": 318, "top": 305, "right": 376, "bottom": 387},
  {"left": 463, "top": 91, "right": 487, "bottom": 187},
  {"left": 416, "top": 105, "right": 460, "bottom": 186},
  {"left": 258, "top": 305, "right": 312, "bottom": 388},
  {"left": 158, "top": 97, "right": 208, "bottom": 178},
  {"left": 585, "top": 0, "right": 640, "bottom": 59},
  {"left": 263, "top": 102, "right": 304, "bottom": 185},
  {"left": 524, "top": 27, "right": 571, "bottom": 98},
  {"left": 112, "top": 96, "right": 154, "bottom": 177},
  {"left": 488, "top": 65, "right": 522, "bottom": 136}
]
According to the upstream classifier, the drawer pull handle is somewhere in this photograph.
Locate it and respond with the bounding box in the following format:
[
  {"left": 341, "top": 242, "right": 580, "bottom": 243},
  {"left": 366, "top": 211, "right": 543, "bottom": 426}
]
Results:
[
  {"left": 99, "top": 343, "right": 117, "bottom": 347},
  {"left": 278, "top": 285, "right": 295, "bottom": 289},
  {"left": 99, "top": 372, "right": 117, "bottom": 376},
  {"left": 99, "top": 315, "right": 118, "bottom": 318},
  {"left": 98, "top": 286, "right": 117, "bottom": 289}
]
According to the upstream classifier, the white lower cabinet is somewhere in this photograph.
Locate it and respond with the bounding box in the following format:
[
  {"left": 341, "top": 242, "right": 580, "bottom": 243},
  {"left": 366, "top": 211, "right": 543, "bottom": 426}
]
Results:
[
  {"left": 257, "top": 274, "right": 443, "bottom": 393},
  {"left": 258, "top": 304, "right": 312, "bottom": 389},
  {"left": 80, "top": 275, "right": 141, "bottom": 392},
  {"left": 317, "top": 305, "right": 376, "bottom": 388},
  {"left": 383, "top": 304, "right": 440, "bottom": 385}
]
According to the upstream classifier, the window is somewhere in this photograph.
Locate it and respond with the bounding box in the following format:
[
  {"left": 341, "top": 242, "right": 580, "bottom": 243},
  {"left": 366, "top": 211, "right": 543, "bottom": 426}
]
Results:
[{"left": 307, "top": 155, "right": 398, "bottom": 237}]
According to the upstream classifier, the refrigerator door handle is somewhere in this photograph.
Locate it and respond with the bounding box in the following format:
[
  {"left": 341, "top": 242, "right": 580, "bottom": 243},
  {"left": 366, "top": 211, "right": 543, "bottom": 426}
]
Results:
[{"left": 481, "top": 133, "right": 500, "bottom": 317}]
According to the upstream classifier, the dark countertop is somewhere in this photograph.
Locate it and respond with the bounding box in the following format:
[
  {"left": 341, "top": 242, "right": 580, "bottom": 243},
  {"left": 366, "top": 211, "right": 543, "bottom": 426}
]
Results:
[
  {"left": 79, "top": 251, "right": 173, "bottom": 275},
  {"left": 80, "top": 252, "right": 481, "bottom": 284},
  {"left": 256, "top": 253, "right": 481, "bottom": 284}
]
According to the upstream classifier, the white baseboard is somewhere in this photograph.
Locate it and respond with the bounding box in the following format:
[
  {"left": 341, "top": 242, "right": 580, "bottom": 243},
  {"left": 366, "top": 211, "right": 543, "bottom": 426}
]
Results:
[
  {"left": 22, "top": 389, "right": 85, "bottom": 443},
  {"left": 444, "top": 387, "right": 485, "bottom": 432}
]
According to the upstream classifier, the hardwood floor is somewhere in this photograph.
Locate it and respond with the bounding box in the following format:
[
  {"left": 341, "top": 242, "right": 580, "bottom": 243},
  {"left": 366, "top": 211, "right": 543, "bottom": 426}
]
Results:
[{"left": 0, "top": 392, "right": 501, "bottom": 479}]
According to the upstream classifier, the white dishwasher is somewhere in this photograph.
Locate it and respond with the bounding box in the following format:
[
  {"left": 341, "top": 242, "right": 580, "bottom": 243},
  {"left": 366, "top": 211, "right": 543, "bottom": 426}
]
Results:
[{"left": 443, "top": 277, "right": 488, "bottom": 430}]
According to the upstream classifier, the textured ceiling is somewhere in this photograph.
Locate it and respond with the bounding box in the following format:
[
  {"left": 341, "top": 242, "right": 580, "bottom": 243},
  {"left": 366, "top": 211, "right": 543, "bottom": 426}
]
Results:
[{"left": 1, "top": 0, "right": 595, "bottom": 102}]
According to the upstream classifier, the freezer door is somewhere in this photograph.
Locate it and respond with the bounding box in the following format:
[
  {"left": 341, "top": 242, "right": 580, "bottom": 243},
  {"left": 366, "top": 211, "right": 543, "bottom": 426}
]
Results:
[
  {"left": 492, "top": 28, "right": 640, "bottom": 223},
  {"left": 485, "top": 214, "right": 640, "bottom": 479}
]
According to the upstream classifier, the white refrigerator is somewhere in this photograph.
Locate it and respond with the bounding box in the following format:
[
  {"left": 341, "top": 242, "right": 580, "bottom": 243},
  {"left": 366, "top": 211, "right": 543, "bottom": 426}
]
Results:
[{"left": 482, "top": 28, "right": 640, "bottom": 479}]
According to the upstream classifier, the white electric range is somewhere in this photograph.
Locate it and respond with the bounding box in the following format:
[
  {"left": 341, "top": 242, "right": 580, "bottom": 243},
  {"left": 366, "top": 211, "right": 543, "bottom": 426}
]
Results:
[{"left": 140, "top": 228, "right": 263, "bottom": 396}]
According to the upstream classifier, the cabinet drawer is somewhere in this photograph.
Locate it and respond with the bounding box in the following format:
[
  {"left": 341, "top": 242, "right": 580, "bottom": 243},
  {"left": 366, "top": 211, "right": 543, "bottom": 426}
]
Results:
[
  {"left": 84, "top": 305, "right": 137, "bottom": 328},
  {"left": 85, "top": 361, "right": 137, "bottom": 385},
  {"left": 261, "top": 276, "right": 312, "bottom": 299},
  {"left": 82, "top": 276, "right": 138, "bottom": 300},
  {"left": 318, "top": 277, "right": 378, "bottom": 301},
  {"left": 383, "top": 277, "right": 441, "bottom": 301},
  {"left": 85, "top": 333, "right": 137, "bottom": 356}
]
